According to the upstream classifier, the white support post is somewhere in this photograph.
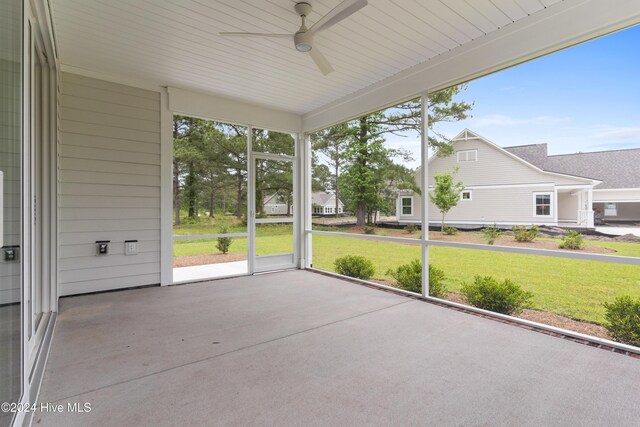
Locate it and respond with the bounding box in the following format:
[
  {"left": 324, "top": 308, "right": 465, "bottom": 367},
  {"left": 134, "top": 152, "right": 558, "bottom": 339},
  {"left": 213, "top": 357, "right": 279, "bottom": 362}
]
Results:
[
  {"left": 247, "top": 126, "right": 255, "bottom": 274},
  {"left": 420, "top": 93, "right": 429, "bottom": 298},
  {"left": 160, "top": 89, "right": 174, "bottom": 286},
  {"left": 294, "top": 132, "right": 302, "bottom": 268},
  {"left": 302, "top": 133, "right": 312, "bottom": 268},
  {"left": 587, "top": 188, "right": 594, "bottom": 228}
]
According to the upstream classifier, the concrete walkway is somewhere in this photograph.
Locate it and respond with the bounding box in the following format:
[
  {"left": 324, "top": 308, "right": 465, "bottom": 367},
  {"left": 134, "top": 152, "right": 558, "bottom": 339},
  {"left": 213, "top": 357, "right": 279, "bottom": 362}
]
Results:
[
  {"left": 596, "top": 226, "right": 640, "bottom": 237},
  {"left": 37, "top": 271, "right": 640, "bottom": 426},
  {"left": 173, "top": 260, "right": 248, "bottom": 283}
]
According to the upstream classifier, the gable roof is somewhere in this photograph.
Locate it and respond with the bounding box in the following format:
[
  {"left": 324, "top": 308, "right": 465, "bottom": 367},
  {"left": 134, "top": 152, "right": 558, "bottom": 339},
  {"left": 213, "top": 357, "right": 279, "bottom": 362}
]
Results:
[
  {"left": 504, "top": 143, "right": 640, "bottom": 189},
  {"left": 312, "top": 191, "right": 339, "bottom": 206},
  {"left": 447, "top": 129, "right": 598, "bottom": 185}
]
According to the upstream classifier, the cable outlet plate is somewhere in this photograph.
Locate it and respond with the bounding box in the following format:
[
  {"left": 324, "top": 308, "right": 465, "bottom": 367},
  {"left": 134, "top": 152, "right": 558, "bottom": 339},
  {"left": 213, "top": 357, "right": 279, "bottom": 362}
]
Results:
[{"left": 125, "top": 240, "right": 138, "bottom": 256}]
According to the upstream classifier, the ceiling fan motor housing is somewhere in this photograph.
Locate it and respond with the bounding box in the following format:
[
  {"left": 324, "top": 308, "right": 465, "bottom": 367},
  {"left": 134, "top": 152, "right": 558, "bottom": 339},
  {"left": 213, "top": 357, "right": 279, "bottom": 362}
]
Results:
[{"left": 294, "top": 31, "right": 313, "bottom": 52}]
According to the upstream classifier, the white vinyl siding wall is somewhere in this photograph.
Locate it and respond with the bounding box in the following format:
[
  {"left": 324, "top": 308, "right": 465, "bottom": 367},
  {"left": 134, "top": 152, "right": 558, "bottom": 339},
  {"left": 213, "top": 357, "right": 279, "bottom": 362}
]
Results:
[
  {"left": 398, "top": 135, "right": 593, "bottom": 225},
  {"left": 58, "top": 73, "right": 161, "bottom": 295},
  {"left": 0, "top": 59, "right": 21, "bottom": 304},
  {"left": 420, "top": 138, "right": 586, "bottom": 187}
]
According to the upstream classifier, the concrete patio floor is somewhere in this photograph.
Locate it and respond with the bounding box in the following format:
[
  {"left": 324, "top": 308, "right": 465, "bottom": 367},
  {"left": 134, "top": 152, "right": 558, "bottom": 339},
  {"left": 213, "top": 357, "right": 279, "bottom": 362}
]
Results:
[{"left": 36, "top": 271, "right": 640, "bottom": 426}]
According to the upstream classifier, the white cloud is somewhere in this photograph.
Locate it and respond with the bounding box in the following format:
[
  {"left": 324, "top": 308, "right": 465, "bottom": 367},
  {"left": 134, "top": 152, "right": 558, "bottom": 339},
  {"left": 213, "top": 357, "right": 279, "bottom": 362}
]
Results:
[
  {"left": 472, "top": 114, "right": 570, "bottom": 127},
  {"left": 591, "top": 127, "right": 640, "bottom": 140}
]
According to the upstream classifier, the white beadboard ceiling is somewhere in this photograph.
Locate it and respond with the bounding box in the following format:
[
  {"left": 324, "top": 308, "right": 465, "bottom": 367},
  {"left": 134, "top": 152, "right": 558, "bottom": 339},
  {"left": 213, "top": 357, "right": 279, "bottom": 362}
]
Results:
[{"left": 50, "top": 0, "right": 563, "bottom": 114}]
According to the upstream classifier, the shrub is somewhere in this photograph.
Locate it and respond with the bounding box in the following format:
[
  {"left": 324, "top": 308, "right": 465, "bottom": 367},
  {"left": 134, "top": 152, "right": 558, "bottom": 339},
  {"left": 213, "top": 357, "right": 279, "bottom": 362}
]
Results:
[
  {"left": 404, "top": 224, "right": 418, "bottom": 234},
  {"left": 559, "top": 230, "right": 584, "bottom": 250},
  {"left": 443, "top": 225, "right": 459, "bottom": 235},
  {"left": 363, "top": 226, "right": 376, "bottom": 235},
  {"left": 603, "top": 296, "right": 640, "bottom": 347},
  {"left": 386, "top": 260, "right": 447, "bottom": 298},
  {"left": 483, "top": 224, "right": 502, "bottom": 245},
  {"left": 461, "top": 275, "right": 533, "bottom": 315},
  {"left": 512, "top": 225, "right": 539, "bottom": 242},
  {"left": 216, "top": 227, "right": 232, "bottom": 254},
  {"left": 334, "top": 255, "right": 375, "bottom": 280}
]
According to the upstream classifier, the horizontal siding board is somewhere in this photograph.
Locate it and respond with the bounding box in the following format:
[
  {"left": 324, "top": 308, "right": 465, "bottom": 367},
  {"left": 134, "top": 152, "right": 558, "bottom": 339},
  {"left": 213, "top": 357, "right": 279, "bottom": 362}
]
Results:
[
  {"left": 61, "top": 107, "right": 160, "bottom": 132},
  {"left": 60, "top": 195, "right": 160, "bottom": 209},
  {"left": 61, "top": 120, "right": 160, "bottom": 143},
  {"left": 60, "top": 240, "right": 161, "bottom": 258},
  {"left": 0, "top": 263, "right": 21, "bottom": 279},
  {"left": 60, "top": 274, "right": 160, "bottom": 296},
  {"left": 60, "top": 157, "right": 160, "bottom": 176},
  {"left": 60, "top": 251, "right": 160, "bottom": 271},
  {"left": 60, "top": 219, "right": 160, "bottom": 233},
  {"left": 59, "top": 230, "right": 160, "bottom": 246},
  {"left": 62, "top": 72, "right": 160, "bottom": 100},
  {"left": 59, "top": 207, "right": 161, "bottom": 220},
  {"left": 60, "top": 94, "right": 160, "bottom": 122},
  {"left": 61, "top": 170, "right": 159, "bottom": 187},
  {"left": 60, "top": 262, "right": 160, "bottom": 283},
  {"left": 60, "top": 145, "right": 160, "bottom": 165},
  {"left": 61, "top": 183, "right": 160, "bottom": 198},
  {"left": 60, "top": 81, "right": 160, "bottom": 111},
  {"left": 0, "top": 288, "right": 20, "bottom": 305},
  {"left": 61, "top": 132, "right": 160, "bottom": 154}
]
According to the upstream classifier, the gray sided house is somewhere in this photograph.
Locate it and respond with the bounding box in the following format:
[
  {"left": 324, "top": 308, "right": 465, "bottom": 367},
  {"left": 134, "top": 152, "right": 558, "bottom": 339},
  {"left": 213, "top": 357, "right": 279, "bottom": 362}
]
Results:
[
  {"left": 263, "top": 193, "right": 293, "bottom": 216},
  {"left": 312, "top": 191, "right": 345, "bottom": 216},
  {"left": 394, "top": 129, "right": 635, "bottom": 228}
]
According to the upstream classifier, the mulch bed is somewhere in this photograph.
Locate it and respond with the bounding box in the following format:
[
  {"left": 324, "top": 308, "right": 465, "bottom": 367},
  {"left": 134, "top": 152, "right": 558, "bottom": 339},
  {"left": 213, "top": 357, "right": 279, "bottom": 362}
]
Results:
[{"left": 444, "top": 291, "right": 610, "bottom": 339}]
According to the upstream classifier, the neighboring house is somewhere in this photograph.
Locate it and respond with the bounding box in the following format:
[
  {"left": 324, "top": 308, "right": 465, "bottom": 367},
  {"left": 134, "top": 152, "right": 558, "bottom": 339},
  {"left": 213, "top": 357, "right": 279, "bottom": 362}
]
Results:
[
  {"left": 506, "top": 143, "right": 640, "bottom": 224},
  {"left": 263, "top": 193, "right": 293, "bottom": 215},
  {"left": 312, "top": 191, "right": 345, "bottom": 216},
  {"left": 395, "top": 129, "right": 634, "bottom": 228}
]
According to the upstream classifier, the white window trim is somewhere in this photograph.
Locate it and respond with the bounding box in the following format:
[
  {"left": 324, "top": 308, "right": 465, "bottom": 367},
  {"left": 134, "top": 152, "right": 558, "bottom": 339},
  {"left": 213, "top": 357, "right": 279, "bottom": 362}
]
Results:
[
  {"left": 400, "top": 196, "right": 413, "bottom": 216},
  {"left": 461, "top": 190, "right": 472, "bottom": 201},
  {"left": 533, "top": 192, "right": 553, "bottom": 217},
  {"left": 457, "top": 149, "right": 478, "bottom": 163}
]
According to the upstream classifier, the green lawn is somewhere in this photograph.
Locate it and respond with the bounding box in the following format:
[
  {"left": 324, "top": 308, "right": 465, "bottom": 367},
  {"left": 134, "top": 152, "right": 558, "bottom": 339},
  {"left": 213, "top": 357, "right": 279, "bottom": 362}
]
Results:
[
  {"left": 173, "top": 221, "right": 640, "bottom": 324},
  {"left": 173, "top": 222, "right": 293, "bottom": 257}
]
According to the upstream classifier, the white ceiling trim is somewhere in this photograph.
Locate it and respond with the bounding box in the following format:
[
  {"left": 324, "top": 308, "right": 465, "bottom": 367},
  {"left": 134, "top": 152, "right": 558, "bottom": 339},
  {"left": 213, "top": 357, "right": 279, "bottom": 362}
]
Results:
[
  {"left": 168, "top": 87, "right": 302, "bottom": 133},
  {"left": 302, "top": 0, "right": 640, "bottom": 132}
]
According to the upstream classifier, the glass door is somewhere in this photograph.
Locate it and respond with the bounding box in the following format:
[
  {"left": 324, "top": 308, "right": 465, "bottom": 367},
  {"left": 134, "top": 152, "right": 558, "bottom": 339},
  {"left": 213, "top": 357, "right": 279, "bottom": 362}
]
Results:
[
  {"left": 0, "top": 0, "right": 23, "bottom": 424},
  {"left": 251, "top": 155, "right": 297, "bottom": 272}
]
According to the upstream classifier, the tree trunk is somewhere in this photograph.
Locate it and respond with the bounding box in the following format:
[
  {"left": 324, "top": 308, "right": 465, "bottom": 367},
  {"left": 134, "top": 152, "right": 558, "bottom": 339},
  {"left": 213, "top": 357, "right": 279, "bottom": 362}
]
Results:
[
  {"left": 209, "top": 188, "right": 215, "bottom": 218},
  {"left": 441, "top": 212, "right": 445, "bottom": 232},
  {"left": 173, "top": 161, "right": 181, "bottom": 226},
  {"left": 235, "top": 170, "right": 243, "bottom": 218},
  {"left": 355, "top": 118, "right": 369, "bottom": 227},
  {"left": 356, "top": 203, "right": 366, "bottom": 226}
]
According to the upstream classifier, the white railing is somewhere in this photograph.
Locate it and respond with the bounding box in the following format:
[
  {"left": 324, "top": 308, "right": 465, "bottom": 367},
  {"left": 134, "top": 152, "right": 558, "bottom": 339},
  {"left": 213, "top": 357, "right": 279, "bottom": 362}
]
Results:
[{"left": 577, "top": 210, "right": 595, "bottom": 228}]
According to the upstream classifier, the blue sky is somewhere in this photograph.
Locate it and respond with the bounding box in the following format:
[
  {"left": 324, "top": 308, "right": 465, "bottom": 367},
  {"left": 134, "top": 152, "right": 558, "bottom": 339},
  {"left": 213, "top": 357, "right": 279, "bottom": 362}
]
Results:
[{"left": 387, "top": 24, "right": 640, "bottom": 169}]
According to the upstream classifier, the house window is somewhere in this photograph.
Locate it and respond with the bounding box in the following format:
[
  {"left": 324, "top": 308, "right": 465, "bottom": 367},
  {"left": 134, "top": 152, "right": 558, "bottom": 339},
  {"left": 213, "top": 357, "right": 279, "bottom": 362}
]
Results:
[
  {"left": 457, "top": 149, "right": 478, "bottom": 162},
  {"left": 461, "top": 190, "right": 472, "bottom": 201},
  {"left": 401, "top": 197, "right": 413, "bottom": 216},
  {"left": 533, "top": 193, "right": 552, "bottom": 217},
  {"left": 604, "top": 203, "right": 617, "bottom": 217}
]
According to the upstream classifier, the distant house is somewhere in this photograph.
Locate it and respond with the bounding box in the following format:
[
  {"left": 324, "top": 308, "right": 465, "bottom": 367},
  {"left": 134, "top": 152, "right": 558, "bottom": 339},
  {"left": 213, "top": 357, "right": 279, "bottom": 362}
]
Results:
[
  {"left": 397, "top": 129, "right": 640, "bottom": 228},
  {"left": 312, "top": 191, "right": 345, "bottom": 216},
  {"left": 263, "top": 193, "right": 293, "bottom": 215}
]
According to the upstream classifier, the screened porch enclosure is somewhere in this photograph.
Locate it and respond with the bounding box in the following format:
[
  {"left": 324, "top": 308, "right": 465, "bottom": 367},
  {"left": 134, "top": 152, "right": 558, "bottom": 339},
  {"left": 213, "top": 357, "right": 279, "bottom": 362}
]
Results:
[{"left": 5, "top": 1, "right": 640, "bottom": 426}]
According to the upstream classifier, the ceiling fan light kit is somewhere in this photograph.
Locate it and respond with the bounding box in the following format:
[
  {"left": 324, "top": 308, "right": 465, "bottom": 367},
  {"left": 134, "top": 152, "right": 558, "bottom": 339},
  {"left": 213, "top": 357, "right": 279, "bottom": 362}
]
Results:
[{"left": 220, "top": 0, "right": 368, "bottom": 75}]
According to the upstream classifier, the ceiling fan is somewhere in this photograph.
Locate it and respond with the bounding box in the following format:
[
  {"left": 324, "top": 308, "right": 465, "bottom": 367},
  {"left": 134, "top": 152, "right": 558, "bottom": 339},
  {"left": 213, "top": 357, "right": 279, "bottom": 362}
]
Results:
[{"left": 219, "top": 0, "right": 368, "bottom": 75}]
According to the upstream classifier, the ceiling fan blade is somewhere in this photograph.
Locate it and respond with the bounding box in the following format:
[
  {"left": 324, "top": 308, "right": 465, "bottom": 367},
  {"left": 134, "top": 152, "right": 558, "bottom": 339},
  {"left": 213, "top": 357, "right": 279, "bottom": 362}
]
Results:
[
  {"left": 219, "top": 32, "right": 292, "bottom": 38},
  {"left": 308, "top": 47, "right": 334, "bottom": 75},
  {"left": 309, "top": 0, "right": 368, "bottom": 34}
]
